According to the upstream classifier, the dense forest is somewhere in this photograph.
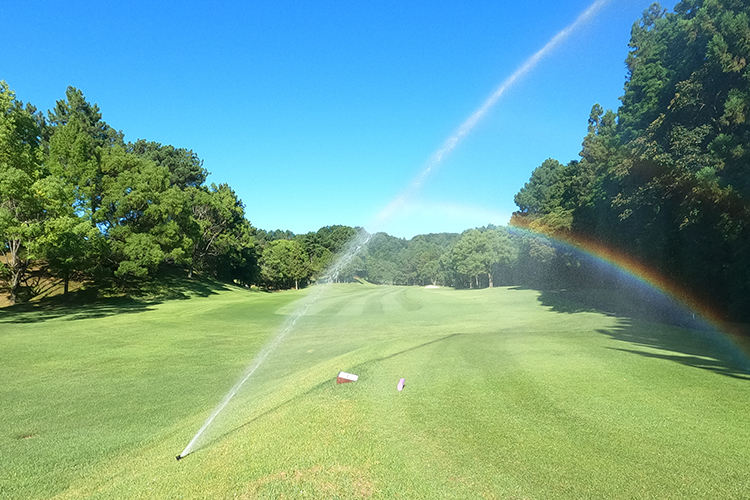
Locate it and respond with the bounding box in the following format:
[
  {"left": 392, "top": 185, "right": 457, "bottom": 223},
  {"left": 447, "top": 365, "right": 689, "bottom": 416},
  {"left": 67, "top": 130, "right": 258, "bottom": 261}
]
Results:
[
  {"left": 2, "top": 1, "right": 748, "bottom": 322},
  {"left": 512, "top": 0, "right": 750, "bottom": 321}
]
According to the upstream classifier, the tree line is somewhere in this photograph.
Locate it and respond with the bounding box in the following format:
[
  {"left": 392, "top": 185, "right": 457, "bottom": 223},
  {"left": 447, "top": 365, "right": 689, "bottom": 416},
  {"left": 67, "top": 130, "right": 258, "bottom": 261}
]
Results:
[
  {"left": 0, "top": 83, "right": 548, "bottom": 302},
  {"left": 353, "top": 228, "right": 516, "bottom": 288},
  {"left": 511, "top": 0, "right": 750, "bottom": 322},
  {"left": 260, "top": 226, "right": 563, "bottom": 292},
  {"left": 0, "top": 84, "right": 374, "bottom": 302}
]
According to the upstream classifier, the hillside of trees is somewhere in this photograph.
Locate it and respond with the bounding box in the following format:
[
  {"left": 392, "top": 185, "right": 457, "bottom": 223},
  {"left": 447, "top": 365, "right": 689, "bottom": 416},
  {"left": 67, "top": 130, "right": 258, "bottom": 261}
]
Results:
[
  {"left": 3, "top": 0, "right": 749, "bottom": 323},
  {"left": 252, "top": 226, "right": 523, "bottom": 290},
  {"left": 0, "top": 82, "right": 376, "bottom": 302},
  {"left": 0, "top": 83, "right": 259, "bottom": 304}
]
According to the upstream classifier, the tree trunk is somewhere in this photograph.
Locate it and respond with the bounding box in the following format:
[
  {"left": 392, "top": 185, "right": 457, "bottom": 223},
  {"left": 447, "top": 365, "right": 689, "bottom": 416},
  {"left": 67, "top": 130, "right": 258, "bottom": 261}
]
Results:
[
  {"left": 295, "top": 279, "right": 298, "bottom": 290},
  {"left": 9, "top": 272, "right": 21, "bottom": 306},
  {"left": 488, "top": 272, "right": 493, "bottom": 288},
  {"left": 6, "top": 239, "right": 25, "bottom": 306},
  {"left": 64, "top": 275, "right": 69, "bottom": 295}
]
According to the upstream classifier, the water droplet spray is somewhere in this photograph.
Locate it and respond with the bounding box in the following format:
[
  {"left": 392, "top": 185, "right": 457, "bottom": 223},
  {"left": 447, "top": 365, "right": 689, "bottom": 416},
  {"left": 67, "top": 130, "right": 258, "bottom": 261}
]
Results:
[{"left": 176, "top": 0, "right": 611, "bottom": 460}]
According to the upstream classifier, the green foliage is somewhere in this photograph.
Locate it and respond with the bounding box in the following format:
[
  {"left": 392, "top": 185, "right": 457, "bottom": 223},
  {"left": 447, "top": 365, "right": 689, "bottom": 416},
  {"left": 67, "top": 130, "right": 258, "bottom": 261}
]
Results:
[
  {"left": 449, "top": 227, "right": 517, "bottom": 288},
  {"left": 189, "top": 183, "right": 257, "bottom": 283},
  {"left": 255, "top": 228, "right": 295, "bottom": 245},
  {"left": 398, "top": 236, "right": 445, "bottom": 286},
  {"left": 259, "top": 239, "right": 309, "bottom": 289},
  {"left": 0, "top": 81, "right": 48, "bottom": 303},
  {"left": 355, "top": 228, "right": 519, "bottom": 289},
  {"left": 37, "top": 215, "right": 104, "bottom": 292},
  {"left": 128, "top": 139, "right": 207, "bottom": 189},
  {"left": 93, "top": 146, "right": 190, "bottom": 278},
  {"left": 1, "top": 83, "right": 261, "bottom": 301},
  {"left": 512, "top": 0, "right": 750, "bottom": 320},
  {"left": 294, "top": 225, "right": 359, "bottom": 280},
  {"left": 513, "top": 158, "right": 564, "bottom": 214}
]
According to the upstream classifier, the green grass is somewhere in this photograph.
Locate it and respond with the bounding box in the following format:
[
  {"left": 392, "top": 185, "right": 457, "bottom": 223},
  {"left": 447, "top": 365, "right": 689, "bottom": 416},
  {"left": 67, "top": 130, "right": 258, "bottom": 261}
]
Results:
[{"left": 2, "top": 283, "right": 749, "bottom": 499}]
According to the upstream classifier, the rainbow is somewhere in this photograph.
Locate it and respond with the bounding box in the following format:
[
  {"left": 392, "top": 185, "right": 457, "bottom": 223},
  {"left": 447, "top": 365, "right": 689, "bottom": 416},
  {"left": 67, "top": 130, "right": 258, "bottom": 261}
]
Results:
[{"left": 507, "top": 224, "right": 750, "bottom": 370}]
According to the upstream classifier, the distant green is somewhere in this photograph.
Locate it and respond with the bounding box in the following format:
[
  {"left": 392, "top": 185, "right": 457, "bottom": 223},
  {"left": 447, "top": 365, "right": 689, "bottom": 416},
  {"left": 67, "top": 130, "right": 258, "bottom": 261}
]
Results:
[{"left": 2, "top": 283, "right": 749, "bottom": 499}]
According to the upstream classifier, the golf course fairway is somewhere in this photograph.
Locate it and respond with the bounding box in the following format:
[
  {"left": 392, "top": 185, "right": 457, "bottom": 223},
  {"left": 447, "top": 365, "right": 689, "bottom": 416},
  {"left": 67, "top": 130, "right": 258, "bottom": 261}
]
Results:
[{"left": 2, "top": 282, "right": 749, "bottom": 499}]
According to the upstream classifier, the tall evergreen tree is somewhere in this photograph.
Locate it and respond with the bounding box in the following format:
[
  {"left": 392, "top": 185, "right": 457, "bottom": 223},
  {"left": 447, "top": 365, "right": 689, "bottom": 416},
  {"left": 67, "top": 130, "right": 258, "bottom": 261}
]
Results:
[{"left": 0, "top": 82, "right": 47, "bottom": 303}]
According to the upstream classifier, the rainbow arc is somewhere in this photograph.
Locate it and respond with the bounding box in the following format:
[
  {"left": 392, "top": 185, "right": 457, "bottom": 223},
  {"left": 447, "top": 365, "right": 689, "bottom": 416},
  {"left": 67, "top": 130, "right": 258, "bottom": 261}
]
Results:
[{"left": 508, "top": 225, "right": 750, "bottom": 365}]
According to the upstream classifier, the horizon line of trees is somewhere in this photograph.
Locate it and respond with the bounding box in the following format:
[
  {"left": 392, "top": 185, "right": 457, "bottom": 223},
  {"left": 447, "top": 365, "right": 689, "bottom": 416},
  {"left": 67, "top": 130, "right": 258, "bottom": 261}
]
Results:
[
  {"left": 255, "top": 225, "right": 606, "bottom": 293},
  {"left": 0, "top": 81, "right": 390, "bottom": 302}
]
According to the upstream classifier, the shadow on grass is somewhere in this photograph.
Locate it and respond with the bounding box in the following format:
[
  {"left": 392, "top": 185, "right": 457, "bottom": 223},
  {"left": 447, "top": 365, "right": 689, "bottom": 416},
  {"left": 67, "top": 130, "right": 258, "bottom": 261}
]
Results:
[
  {"left": 0, "top": 274, "right": 234, "bottom": 324},
  {"left": 513, "top": 286, "right": 697, "bottom": 326},
  {"left": 117, "top": 270, "right": 234, "bottom": 301},
  {"left": 599, "top": 319, "right": 750, "bottom": 380},
  {"left": 0, "top": 296, "right": 159, "bottom": 324},
  {"left": 183, "top": 333, "right": 461, "bottom": 459},
  {"left": 511, "top": 286, "right": 750, "bottom": 380},
  {"left": 350, "top": 332, "right": 461, "bottom": 367},
  {"left": 610, "top": 347, "right": 750, "bottom": 381}
]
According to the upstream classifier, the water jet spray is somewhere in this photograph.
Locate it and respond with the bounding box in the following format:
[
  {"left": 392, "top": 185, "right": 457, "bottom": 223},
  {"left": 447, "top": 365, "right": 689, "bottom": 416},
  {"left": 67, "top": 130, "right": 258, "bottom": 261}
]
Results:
[
  {"left": 372, "top": 0, "right": 611, "bottom": 232},
  {"left": 175, "top": 232, "right": 370, "bottom": 458},
  {"left": 175, "top": 0, "right": 613, "bottom": 460}
]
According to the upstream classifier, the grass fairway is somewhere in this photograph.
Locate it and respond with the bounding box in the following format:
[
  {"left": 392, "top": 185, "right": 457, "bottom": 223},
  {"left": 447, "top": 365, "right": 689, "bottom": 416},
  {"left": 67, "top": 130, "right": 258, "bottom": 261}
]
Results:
[{"left": 2, "top": 283, "right": 749, "bottom": 499}]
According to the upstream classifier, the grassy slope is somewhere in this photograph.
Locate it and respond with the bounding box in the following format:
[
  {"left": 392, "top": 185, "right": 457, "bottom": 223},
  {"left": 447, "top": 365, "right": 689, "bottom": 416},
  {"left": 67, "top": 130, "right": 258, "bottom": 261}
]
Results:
[{"left": 1, "top": 283, "right": 749, "bottom": 499}]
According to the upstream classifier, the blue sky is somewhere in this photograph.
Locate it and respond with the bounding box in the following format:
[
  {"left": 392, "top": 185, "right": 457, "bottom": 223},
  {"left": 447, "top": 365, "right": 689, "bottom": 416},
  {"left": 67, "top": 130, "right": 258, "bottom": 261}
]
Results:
[{"left": 4, "top": 0, "right": 677, "bottom": 238}]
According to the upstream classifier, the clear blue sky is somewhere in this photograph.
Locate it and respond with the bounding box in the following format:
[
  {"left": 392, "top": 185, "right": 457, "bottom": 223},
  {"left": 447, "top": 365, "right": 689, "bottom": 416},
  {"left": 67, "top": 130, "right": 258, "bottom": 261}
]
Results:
[{"left": 3, "top": 0, "right": 676, "bottom": 238}]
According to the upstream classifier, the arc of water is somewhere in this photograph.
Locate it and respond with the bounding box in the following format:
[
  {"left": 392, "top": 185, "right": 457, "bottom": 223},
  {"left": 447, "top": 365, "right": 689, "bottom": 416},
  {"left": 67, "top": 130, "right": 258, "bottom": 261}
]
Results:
[
  {"left": 372, "top": 0, "right": 611, "bottom": 231},
  {"left": 179, "top": 286, "right": 322, "bottom": 458},
  {"left": 179, "top": 232, "right": 371, "bottom": 458},
  {"left": 178, "top": 0, "right": 612, "bottom": 459}
]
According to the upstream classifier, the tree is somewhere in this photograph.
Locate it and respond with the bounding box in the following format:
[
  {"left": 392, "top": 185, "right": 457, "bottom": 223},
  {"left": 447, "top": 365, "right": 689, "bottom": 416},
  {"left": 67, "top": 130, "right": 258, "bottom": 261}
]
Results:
[
  {"left": 618, "top": 2, "right": 671, "bottom": 142},
  {"left": 452, "top": 230, "right": 485, "bottom": 288},
  {"left": 513, "top": 158, "right": 564, "bottom": 216},
  {"left": 260, "top": 239, "right": 308, "bottom": 289},
  {"left": 189, "top": 183, "right": 257, "bottom": 283},
  {"left": 611, "top": 0, "right": 750, "bottom": 317},
  {"left": 361, "top": 232, "right": 408, "bottom": 285},
  {"left": 36, "top": 202, "right": 104, "bottom": 295},
  {"left": 128, "top": 139, "right": 207, "bottom": 189},
  {"left": 295, "top": 225, "right": 360, "bottom": 282},
  {"left": 509, "top": 233, "right": 557, "bottom": 287},
  {"left": 95, "top": 146, "right": 193, "bottom": 278},
  {"left": 0, "top": 81, "right": 48, "bottom": 304},
  {"left": 484, "top": 227, "right": 517, "bottom": 287},
  {"left": 400, "top": 237, "right": 446, "bottom": 286},
  {"left": 46, "top": 87, "right": 124, "bottom": 216},
  {"left": 296, "top": 231, "right": 333, "bottom": 279},
  {"left": 511, "top": 1, "right": 750, "bottom": 320},
  {"left": 45, "top": 88, "right": 200, "bottom": 281}
]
